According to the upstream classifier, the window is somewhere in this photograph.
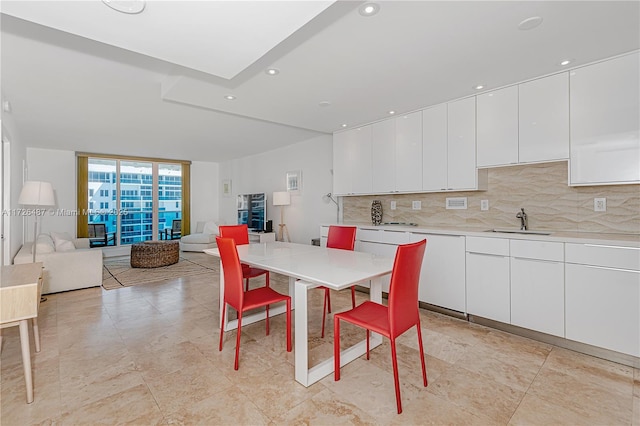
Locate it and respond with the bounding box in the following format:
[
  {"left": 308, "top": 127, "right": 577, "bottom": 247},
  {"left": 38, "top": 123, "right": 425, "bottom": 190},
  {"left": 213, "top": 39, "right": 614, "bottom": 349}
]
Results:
[{"left": 78, "top": 155, "right": 190, "bottom": 245}]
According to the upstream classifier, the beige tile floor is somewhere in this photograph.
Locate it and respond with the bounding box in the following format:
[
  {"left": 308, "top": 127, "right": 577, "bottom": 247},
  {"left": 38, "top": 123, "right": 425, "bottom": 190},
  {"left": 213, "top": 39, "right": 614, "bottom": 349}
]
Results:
[{"left": 1, "top": 252, "right": 638, "bottom": 425}]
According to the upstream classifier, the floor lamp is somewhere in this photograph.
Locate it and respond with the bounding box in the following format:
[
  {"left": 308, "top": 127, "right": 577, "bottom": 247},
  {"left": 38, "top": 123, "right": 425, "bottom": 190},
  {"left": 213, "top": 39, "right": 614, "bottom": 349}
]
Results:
[
  {"left": 19, "top": 181, "right": 55, "bottom": 301},
  {"left": 273, "top": 191, "right": 291, "bottom": 242}
]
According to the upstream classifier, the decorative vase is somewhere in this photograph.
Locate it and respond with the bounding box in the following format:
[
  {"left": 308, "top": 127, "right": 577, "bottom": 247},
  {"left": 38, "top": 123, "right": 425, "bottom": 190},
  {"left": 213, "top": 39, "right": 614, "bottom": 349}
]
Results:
[{"left": 371, "top": 200, "right": 383, "bottom": 225}]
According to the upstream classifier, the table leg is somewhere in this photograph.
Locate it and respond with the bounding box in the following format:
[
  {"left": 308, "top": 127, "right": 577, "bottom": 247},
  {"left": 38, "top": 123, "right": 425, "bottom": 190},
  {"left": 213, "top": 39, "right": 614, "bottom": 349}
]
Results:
[
  {"left": 32, "top": 317, "right": 41, "bottom": 353},
  {"left": 18, "top": 320, "right": 34, "bottom": 403},
  {"left": 294, "top": 279, "right": 312, "bottom": 386}
]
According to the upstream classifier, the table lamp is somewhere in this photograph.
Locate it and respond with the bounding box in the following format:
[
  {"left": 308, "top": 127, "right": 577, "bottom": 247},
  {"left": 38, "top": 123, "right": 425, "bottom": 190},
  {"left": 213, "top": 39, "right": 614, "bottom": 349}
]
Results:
[{"left": 273, "top": 191, "right": 291, "bottom": 242}]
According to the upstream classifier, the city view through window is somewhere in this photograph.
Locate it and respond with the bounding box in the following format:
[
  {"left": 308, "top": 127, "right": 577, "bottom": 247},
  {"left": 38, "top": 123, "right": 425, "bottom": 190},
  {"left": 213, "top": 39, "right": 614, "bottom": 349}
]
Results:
[{"left": 88, "top": 159, "right": 182, "bottom": 245}]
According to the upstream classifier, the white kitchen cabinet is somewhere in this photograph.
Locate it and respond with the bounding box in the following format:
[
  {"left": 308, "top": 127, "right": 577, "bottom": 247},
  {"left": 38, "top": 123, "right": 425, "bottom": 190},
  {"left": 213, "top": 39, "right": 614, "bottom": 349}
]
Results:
[
  {"left": 422, "top": 104, "right": 448, "bottom": 191},
  {"left": 410, "top": 232, "right": 466, "bottom": 313},
  {"left": 356, "top": 228, "right": 410, "bottom": 293},
  {"left": 510, "top": 240, "right": 564, "bottom": 337},
  {"left": 476, "top": 86, "right": 519, "bottom": 167},
  {"left": 519, "top": 73, "right": 569, "bottom": 163},
  {"left": 371, "top": 119, "right": 396, "bottom": 193},
  {"left": 565, "top": 243, "right": 640, "bottom": 357},
  {"left": 465, "top": 236, "right": 510, "bottom": 323},
  {"left": 395, "top": 112, "right": 422, "bottom": 192},
  {"left": 448, "top": 98, "right": 487, "bottom": 190},
  {"left": 332, "top": 125, "right": 373, "bottom": 195},
  {"left": 570, "top": 52, "right": 640, "bottom": 185}
]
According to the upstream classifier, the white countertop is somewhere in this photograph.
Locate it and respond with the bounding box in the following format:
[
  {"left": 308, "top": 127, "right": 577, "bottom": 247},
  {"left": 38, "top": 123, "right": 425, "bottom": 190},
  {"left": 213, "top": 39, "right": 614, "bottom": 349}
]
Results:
[{"left": 322, "top": 222, "right": 640, "bottom": 247}]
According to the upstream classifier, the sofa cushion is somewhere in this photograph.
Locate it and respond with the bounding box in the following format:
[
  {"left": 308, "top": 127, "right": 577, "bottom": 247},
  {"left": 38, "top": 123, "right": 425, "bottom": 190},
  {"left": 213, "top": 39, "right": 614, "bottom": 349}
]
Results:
[
  {"left": 32, "top": 234, "right": 55, "bottom": 254},
  {"left": 203, "top": 221, "right": 219, "bottom": 235},
  {"left": 51, "top": 231, "right": 76, "bottom": 252},
  {"left": 181, "top": 233, "right": 217, "bottom": 244}
]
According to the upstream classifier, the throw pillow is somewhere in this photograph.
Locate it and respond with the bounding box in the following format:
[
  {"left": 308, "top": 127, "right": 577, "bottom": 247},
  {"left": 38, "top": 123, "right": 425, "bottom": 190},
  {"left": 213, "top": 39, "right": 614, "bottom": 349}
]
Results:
[
  {"left": 203, "top": 221, "right": 219, "bottom": 235},
  {"left": 51, "top": 231, "right": 76, "bottom": 252},
  {"left": 32, "top": 234, "right": 55, "bottom": 254}
]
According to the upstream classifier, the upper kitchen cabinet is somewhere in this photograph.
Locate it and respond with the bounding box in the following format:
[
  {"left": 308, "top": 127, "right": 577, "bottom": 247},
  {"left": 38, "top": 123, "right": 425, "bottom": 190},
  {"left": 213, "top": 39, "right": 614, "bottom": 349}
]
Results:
[
  {"left": 447, "top": 98, "right": 488, "bottom": 190},
  {"left": 476, "top": 86, "right": 519, "bottom": 167},
  {"left": 570, "top": 52, "right": 640, "bottom": 186},
  {"left": 395, "top": 112, "right": 423, "bottom": 192},
  {"left": 519, "top": 73, "right": 569, "bottom": 163},
  {"left": 371, "top": 112, "right": 422, "bottom": 193},
  {"left": 422, "top": 104, "right": 448, "bottom": 191},
  {"left": 333, "top": 125, "right": 373, "bottom": 195}
]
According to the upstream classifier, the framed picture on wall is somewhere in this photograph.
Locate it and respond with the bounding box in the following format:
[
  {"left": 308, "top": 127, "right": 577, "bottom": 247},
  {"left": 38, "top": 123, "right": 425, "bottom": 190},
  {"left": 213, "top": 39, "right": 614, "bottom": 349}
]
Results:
[
  {"left": 286, "top": 170, "right": 301, "bottom": 193},
  {"left": 222, "top": 179, "right": 232, "bottom": 197}
]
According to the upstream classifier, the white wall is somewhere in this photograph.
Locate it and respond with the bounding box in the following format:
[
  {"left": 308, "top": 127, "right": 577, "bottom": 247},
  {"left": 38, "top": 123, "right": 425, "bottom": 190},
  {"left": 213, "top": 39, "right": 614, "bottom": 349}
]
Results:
[
  {"left": 218, "top": 134, "right": 336, "bottom": 245},
  {"left": 26, "top": 147, "right": 77, "bottom": 237},
  {"left": 190, "top": 160, "right": 220, "bottom": 226},
  {"left": 4, "top": 128, "right": 28, "bottom": 261}
]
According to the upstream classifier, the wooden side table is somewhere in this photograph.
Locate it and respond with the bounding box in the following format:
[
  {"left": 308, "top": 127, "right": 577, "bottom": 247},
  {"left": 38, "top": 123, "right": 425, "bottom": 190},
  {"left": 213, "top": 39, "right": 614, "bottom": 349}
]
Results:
[{"left": 1, "top": 262, "right": 44, "bottom": 403}]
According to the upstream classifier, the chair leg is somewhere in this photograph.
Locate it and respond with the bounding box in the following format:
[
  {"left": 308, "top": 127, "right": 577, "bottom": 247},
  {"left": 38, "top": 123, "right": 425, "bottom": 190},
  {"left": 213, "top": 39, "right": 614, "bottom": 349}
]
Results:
[
  {"left": 366, "top": 330, "right": 370, "bottom": 360},
  {"left": 350, "top": 286, "right": 356, "bottom": 308},
  {"left": 334, "top": 317, "right": 341, "bottom": 381},
  {"left": 390, "top": 337, "right": 402, "bottom": 414},
  {"left": 321, "top": 288, "right": 328, "bottom": 338},
  {"left": 219, "top": 303, "right": 227, "bottom": 351},
  {"left": 416, "top": 322, "right": 428, "bottom": 387},
  {"left": 286, "top": 298, "right": 292, "bottom": 352},
  {"left": 234, "top": 313, "right": 243, "bottom": 371},
  {"left": 245, "top": 278, "right": 249, "bottom": 292},
  {"left": 326, "top": 288, "right": 331, "bottom": 313},
  {"left": 265, "top": 304, "right": 270, "bottom": 336},
  {"left": 32, "top": 317, "right": 41, "bottom": 353},
  {"left": 266, "top": 272, "right": 270, "bottom": 288}
]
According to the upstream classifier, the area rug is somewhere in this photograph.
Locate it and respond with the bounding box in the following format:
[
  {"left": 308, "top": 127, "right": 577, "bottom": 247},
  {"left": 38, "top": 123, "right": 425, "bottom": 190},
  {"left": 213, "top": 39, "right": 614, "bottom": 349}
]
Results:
[{"left": 102, "top": 254, "right": 217, "bottom": 290}]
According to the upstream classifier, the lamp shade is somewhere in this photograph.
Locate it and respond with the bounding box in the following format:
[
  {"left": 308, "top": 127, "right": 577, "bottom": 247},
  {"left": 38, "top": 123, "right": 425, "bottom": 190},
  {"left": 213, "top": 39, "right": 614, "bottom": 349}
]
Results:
[
  {"left": 272, "top": 191, "right": 291, "bottom": 206},
  {"left": 18, "top": 181, "right": 56, "bottom": 206}
]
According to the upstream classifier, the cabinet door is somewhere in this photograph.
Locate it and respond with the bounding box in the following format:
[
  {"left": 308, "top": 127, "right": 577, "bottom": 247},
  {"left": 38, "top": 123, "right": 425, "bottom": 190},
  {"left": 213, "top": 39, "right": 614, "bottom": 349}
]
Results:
[
  {"left": 476, "top": 86, "right": 519, "bottom": 167},
  {"left": 351, "top": 126, "right": 373, "bottom": 194},
  {"left": 566, "top": 264, "right": 640, "bottom": 357},
  {"left": 570, "top": 52, "right": 640, "bottom": 185},
  {"left": 448, "top": 98, "right": 478, "bottom": 190},
  {"left": 422, "top": 104, "right": 448, "bottom": 191},
  {"left": 332, "top": 130, "right": 352, "bottom": 195},
  {"left": 466, "top": 252, "right": 510, "bottom": 323},
  {"left": 371, "top": 119, "right": 396, "bottom": 193},
  {"left": 358, "top": 241, "right": 397, "bottom": 293},
  {"left": 519, "top": 73, "right": 569, "bottom": 163},
  {"left": 511, "top": 258, "right": 564, "bottom": 337},
  {"left": 411, "top": 233, "right": 466, "bottom": 312},
  {"left": 395, "top": 112, "right": 422, "bottom": 192}
]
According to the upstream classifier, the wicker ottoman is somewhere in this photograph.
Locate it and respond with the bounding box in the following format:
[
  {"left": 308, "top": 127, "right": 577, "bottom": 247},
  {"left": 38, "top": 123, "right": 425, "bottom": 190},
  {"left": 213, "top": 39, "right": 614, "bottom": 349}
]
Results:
[{"left": 130, "top": 241, "right": 180, "bottom": 268}]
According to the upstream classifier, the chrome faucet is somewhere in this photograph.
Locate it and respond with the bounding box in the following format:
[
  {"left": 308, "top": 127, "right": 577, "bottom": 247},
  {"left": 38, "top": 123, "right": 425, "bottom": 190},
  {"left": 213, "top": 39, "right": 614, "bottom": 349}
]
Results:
[{"left": 516, "top": 208, "right": 528, "bottom": 231}]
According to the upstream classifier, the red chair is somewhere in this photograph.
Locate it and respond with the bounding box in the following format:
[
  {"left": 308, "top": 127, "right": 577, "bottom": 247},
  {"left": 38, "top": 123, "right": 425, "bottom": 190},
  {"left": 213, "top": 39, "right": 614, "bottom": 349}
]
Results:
[
  {"left": 216, "top": 236, "right": 291, "bottom": 370},
  {"left": 219, "top": 225, "right": 269, "bottom": 291},
  {"left": 318, "top": 225, "right": 357, "bottom": 338},
  {"left": 333, "top": 239, "right": 427, "bottom": 414}
]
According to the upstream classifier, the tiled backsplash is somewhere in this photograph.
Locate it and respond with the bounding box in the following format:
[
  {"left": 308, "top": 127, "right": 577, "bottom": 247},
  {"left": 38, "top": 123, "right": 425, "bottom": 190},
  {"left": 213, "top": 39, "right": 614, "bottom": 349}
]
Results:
[{"left": 342, "top": 162, "right": 640, "bottom": 235}]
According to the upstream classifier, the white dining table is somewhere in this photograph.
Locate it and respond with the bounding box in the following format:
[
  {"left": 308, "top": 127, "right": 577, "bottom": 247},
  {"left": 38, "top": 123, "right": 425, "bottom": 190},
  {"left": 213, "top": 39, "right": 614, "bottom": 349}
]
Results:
[{"left": 205, "top": 241, "right": 395, "bottom": 387}]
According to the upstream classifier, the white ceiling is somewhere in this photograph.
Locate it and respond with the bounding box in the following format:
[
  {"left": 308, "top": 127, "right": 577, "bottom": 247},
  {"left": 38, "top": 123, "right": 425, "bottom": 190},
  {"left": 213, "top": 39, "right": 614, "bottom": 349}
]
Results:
[{"left": 1, "top": 1, "right": 639, "bottom": 163}]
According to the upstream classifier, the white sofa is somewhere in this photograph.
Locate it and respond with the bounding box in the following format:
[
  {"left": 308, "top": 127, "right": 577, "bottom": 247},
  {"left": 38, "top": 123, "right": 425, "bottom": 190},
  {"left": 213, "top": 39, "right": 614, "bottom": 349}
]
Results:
[
  {"left": 13, "top": 233, "right": 103, "bottom": 294},
  {"left": 179, "top": 221, "right": 218, "bottom": 252}
]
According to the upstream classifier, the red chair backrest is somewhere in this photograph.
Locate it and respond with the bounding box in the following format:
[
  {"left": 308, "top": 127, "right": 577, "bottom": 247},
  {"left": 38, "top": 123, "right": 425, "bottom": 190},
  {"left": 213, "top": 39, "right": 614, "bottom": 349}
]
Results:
[
  {"left": 388, "top": 239, "right": 427, "bottom": 336},
  {"left": 219, "top": 224, "right": 250, "bottom": 246},
  {"left": 327, "top": 226, "right": 357, "bottom": 251},
  {"left": 216, "top": 237, "right": 245, "bottom": 310}
]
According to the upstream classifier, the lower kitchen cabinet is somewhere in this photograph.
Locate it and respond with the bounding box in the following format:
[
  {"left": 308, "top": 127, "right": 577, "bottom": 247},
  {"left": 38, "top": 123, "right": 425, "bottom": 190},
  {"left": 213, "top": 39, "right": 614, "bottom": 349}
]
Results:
[
  {"left": 466, "top": 237, "right": 510, "bottom": 323},
  {"left": 410, "top": 233, "right": 466, "bottom": 312}
]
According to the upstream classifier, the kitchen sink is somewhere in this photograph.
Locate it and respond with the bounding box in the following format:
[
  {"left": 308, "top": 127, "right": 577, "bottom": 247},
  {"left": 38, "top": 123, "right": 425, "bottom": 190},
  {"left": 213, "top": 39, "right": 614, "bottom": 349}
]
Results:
[{"left": 485, "top": 229, "right": 552, "bottom": 236}]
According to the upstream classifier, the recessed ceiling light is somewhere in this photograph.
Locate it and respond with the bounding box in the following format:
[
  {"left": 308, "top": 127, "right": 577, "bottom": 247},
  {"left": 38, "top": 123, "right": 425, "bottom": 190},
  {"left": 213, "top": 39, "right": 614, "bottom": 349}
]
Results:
[
  {"left": 474, "top": 85, "right": 484, "bottom": 90},
  {"left": 559, "top": 59, "right": 572, "bottom": 66},
  {"left": 359, "top": 2, "right": 380, "bottom": 17},
  {"left": 319, "top": 101, "right": 331, "bottom": 107},
  {"left": 102, "top": 0, "right": 146, "bottom": 14},
  {"left": 388, "top": 110, "right": 396, "bottom": 115},
  {"left": 265, "top": 68, "right": 280, "bottom": 76},
  {"left": 341, "top": 124, "right": 347, "bottom": 128},
  {"left": 224, "top": 95, "right": 236, "bottom": 100},
  {"left": 518, "top": 16, "right": 543, "bottom": 31}
]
